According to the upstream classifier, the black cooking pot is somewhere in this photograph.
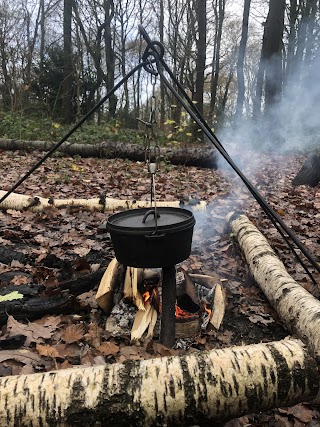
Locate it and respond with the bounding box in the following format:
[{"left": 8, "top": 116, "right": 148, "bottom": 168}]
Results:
[{"left": 106, "top": 207, "right": 195, "bottom": 268}]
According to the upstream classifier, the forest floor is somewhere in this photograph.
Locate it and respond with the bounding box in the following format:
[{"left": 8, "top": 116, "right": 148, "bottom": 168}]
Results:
[{"left": 0, "top": 147, "right": 320, "bottom": 426}]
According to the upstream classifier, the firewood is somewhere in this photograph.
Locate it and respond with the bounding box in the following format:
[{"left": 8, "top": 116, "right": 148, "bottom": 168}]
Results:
[
  {"left": 147, "top": 306, "right": 158, "bottom": 338},
  {"left": 131, "top": 302, "right": 157, "bottom": 341},
  {"left": 124, "top": 267, "right": 145, "bottom": 311},
  {"left": 96, "top": 259, "right": 125, "bottom": 314},
  {"left": 189, "top": 273, "right": 217, "bottom": 288},
  {"left": 210, "top": 283, "right": 227, "bottom": 330}
]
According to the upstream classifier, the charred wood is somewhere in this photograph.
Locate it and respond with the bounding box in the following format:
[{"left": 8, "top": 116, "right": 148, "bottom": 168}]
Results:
[
  {"left": 292, "top": 151, "right": 320, "bottom": 187},
  {"left": 0, "top": 269, "right": 105, "bottom": 324}
]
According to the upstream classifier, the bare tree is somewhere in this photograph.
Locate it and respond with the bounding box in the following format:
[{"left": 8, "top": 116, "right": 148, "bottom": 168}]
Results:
[
  {"left": 62, "top": 0, "right": 75, "bottom": 123},
  {"left": 209, "top": 0, "right": 226, "bottom": 122},
  {"left": 235, "top": 0, "right": 251, "bottom": 117}
]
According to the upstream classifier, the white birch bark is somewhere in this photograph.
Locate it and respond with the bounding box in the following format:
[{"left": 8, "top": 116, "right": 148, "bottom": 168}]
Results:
[
  {"left": 0, "top": 190, "right": 206, "bottom": 212},
  {"left": 227, "top": 212, "right": 320, "bottom": 361},
  {"left": 0, "top": 338, "right": 318, "bottom": 426}
]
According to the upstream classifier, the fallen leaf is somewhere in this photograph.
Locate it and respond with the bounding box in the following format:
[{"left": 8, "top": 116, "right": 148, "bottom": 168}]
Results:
[
  {"left": 36, "top": 344, "right": 59, "bottom": 358},
  {"left": 61, "top": 324, "right": 85, "bottom": 344},
  {"left": 248, "top": 314, "right": 274, "bottom": 325},
  {"left": 0, "top": 291, "right": 24, "bottom": 302},
  {"left": 7, "top": 315, "right": 60, "bottom": 346},
  {"left": 0, "top": 349, "right": 41, "bottom": 365},
  {"left": 98, "top": 342, "right": 119, "bottom": 356}
]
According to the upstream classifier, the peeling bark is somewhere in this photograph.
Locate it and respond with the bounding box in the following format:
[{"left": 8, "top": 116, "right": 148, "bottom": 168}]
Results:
[
  {"left": 0, "top": 338, "right": 318, "bottom": 426},
  {"left": 0, "top": 138, "right": 218, "bottom": 168},
  {"left": 0, "top": 190, "right": 206, "bottom": 212},
  {"left": 227, "top": 212, "right": 320, "bottom": 362}
]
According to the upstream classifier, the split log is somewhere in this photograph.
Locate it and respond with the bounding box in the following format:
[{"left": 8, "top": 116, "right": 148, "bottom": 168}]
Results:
[
  {"left": 0, "top": 138, "right": 218, "bottom": 168},
  {"left": 95, "top": 259, "right": 124, "bottom": 314},
  {"left": 0, "top": 338, "right": 318, "bottom": 426},
  {"left": 0, "top": 190, "right": 206, "bottom": 212},
  {"left": 227, "top": 212, "right": 320, "bottom": 362},
  {"left": 292, "top": 151, "right": 320, "bottom": 187}
]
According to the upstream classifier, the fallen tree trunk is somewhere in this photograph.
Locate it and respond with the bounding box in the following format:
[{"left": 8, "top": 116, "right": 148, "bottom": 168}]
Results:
[
  {"left": 0, "top": 338, "right": 318, "bottom": 426},
  {"left": 0, "top": 190, "right": 206, "bottom": 212},
  {"left": 227, "top": 212, "right": 320, "bottom": 362},
  {"left": 0, "top": 138, "right": 218, "bottom": 168}
]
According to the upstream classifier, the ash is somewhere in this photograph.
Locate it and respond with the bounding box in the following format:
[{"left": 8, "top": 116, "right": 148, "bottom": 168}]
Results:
[
  {"left": 174, "top": 338, "right": 194, "bottom": 351},
  {"left": 105, "top": 298, "right": 137, "bottom": 337}
]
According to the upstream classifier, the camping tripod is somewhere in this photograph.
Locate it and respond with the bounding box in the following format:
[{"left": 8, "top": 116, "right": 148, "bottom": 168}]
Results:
[{"left": 0, "top": 25, "right": 319, "bottom": 283}]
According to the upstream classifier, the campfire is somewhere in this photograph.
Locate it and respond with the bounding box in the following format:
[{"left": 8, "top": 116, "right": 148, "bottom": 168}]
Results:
[{"left": 96, "top": 258, "right": 226, "bottom": 346}]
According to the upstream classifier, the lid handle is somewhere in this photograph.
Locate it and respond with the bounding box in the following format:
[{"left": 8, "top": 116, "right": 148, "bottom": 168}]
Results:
[{"left": 142, "top": 209, "right": 161, "bottom": 224}]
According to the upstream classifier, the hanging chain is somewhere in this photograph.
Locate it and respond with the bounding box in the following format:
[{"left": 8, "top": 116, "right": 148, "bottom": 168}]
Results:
[{"left": 137, "top": 70, "right": 161, "bottom": 212}]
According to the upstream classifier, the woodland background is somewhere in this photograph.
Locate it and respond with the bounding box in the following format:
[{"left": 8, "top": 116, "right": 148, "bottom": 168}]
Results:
[
  {"left": 0, "top": 1, "right": 320, "bottom": 426},
  {"left": 0, "top": 0, "right": 319, "bottom": 151}
]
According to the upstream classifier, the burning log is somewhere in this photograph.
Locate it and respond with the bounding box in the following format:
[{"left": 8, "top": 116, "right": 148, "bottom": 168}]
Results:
[
  {"left": 227, "top": 211, "right": 320, "bottom": 361},
  {"left": 0, "top": 190, "right": 206, "bottom": 212},
  {"left": 0, "top": 338, "right": 318, "bottom": 426}
]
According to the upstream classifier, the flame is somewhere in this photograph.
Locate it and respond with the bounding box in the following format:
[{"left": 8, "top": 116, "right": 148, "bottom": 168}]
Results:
[
  {"left": 143, "top": 291, "right": 151, "bottom": 303},
  {"left": 142, "top": 288, "right": 157, "bottom": 304},
  {"left": 175, "top": 305, "right": 198, "bottom": 319},
  {"left": 204, "top": 304, "right": 211, "bottom": 318}
]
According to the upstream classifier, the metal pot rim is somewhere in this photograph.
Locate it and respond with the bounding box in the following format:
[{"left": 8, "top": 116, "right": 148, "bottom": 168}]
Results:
[{"left": 106, "top": 207, "right": 195, "bottom": 236}]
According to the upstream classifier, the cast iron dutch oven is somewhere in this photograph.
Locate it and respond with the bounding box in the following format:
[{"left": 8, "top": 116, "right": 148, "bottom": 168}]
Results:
[{"left": 106, "top": 207, "right": 196, "bottom": 268}]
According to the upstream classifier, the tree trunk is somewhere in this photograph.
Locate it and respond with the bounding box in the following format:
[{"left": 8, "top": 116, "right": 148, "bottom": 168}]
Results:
[
  {"left": 194, "top": 0, "right": 206, "bottom": 117},
  {"left": 264, "top": 0, "right": 285, "bottom": 111},
  {"left": 227, "top": 212, "right": 320, "bottom": 361},
  {"left": 104, "top": 0, "right": 117, "bottom": 118},
  {"left": 0, "top": 190, "right": 206, "bottom": 212},
  {"left": 253, "top": 0, "right": 285, "bottom": 116},
  {"left": 235, "top": 0, "right": 251, "bottom": 117},
  {"left": 0, "top": 138, "right": 218, "bottom": 168},
  {"left": 62, "top": 0, "right": 75, "bottom": 124},
  {"left": 0, "top": 338, "right": 318, "bottom": 426},
  {"left": 292, "top": 151, "right": 320, "bottom": 187},
  {"left": 209, "top": 0, "right": 226, "bottom": 121}
]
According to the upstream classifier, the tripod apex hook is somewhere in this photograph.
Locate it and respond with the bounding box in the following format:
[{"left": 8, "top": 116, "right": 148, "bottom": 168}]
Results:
[{"left": 139, "top": 26, "right": 165, "bottom": 76}]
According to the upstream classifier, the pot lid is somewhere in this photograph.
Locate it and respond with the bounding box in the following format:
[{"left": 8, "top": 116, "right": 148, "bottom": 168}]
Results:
[{"left": 106, "top": 207, "right": 195, "bottom": 234}]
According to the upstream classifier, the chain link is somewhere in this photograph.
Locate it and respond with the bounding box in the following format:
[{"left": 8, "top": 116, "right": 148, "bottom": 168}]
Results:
[
  {"left": 137, "top": 72, "right": 161, "bottom": 213},
  {"left": 139, "top": 73, "right": 160, "bottom": 172}
]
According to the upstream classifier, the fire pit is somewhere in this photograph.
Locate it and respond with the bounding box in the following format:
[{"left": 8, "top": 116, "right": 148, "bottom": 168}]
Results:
[{"left": 106, "top": 207, "right": 196, "bottom": 347}]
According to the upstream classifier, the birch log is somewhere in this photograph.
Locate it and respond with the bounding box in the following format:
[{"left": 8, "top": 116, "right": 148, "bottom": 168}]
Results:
[
  {"left": 0, "top": 190, "right": 206, "bottom": 212},
  {"left": 227, "top": 212, "right": 320, "bottom": 362},
  {"left": 0, "top": 338, "right": 318, "bottom": 426}
]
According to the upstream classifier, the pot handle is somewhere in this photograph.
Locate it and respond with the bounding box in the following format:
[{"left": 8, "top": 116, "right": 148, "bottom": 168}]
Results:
[
  {"left": 142, "top": 209, "right": 161, "bottom": 224},
  {"left": 145, "top": 233, "right": 165, "bottom": 239}
]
